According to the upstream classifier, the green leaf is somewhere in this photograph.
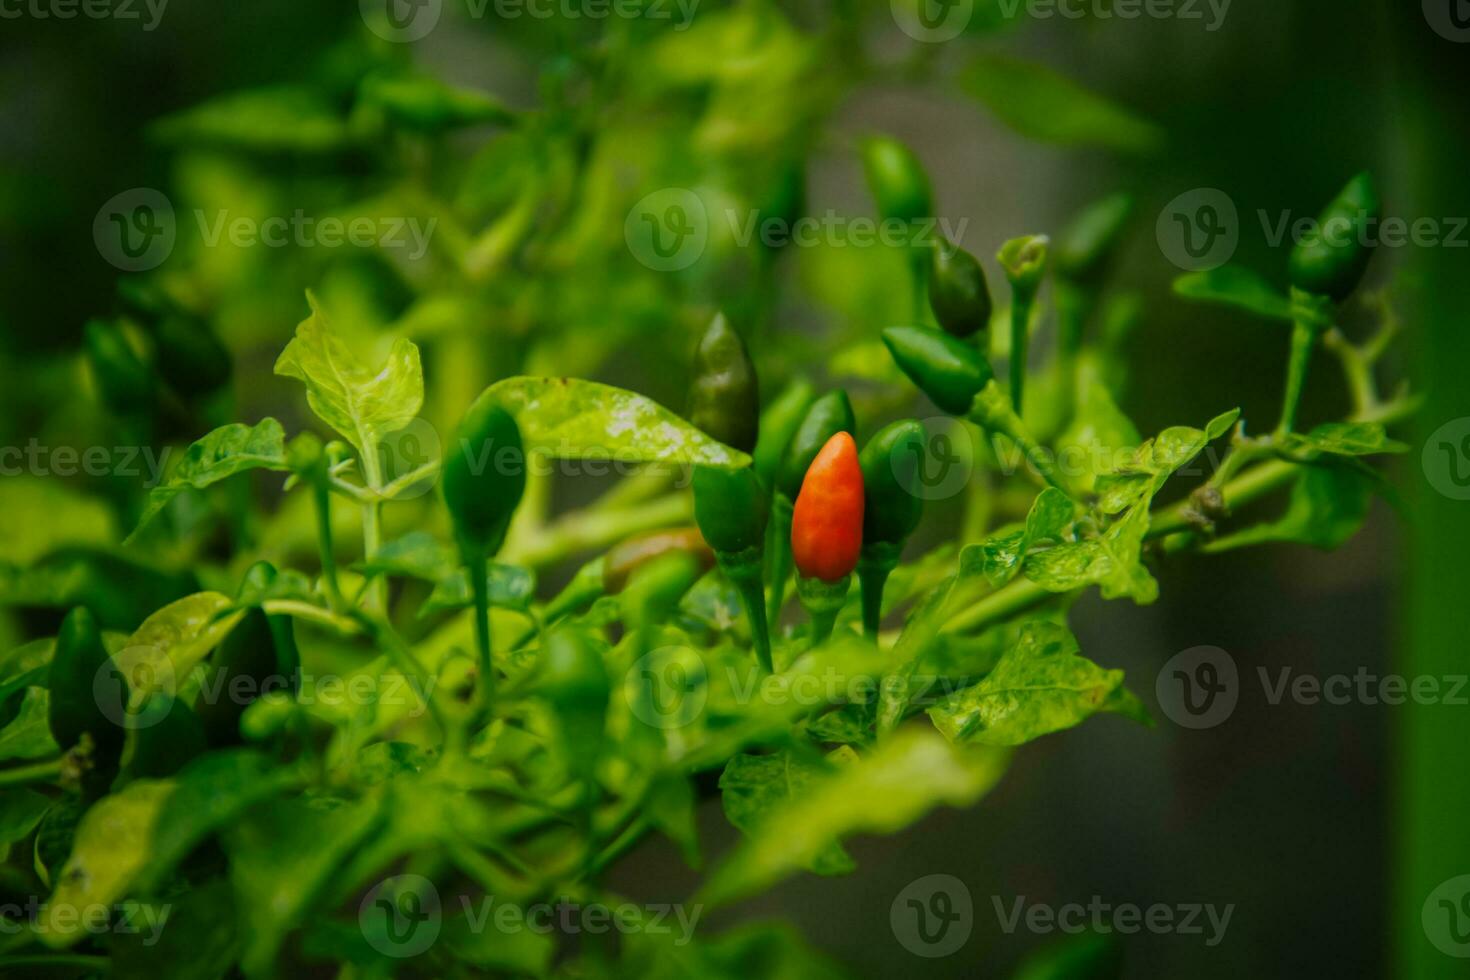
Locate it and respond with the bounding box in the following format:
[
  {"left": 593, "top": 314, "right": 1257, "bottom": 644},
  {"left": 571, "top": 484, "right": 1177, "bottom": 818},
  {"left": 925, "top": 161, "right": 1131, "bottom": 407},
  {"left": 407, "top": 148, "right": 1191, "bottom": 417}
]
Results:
[
  {"left": 482, "top": 376, "right": 752, "bottom": 468},
  {"left": 109, "top": 877, "right": 239, "bottom": 980},
  {"left": 419, "top": 563, "right": 537, "bottom": 617},
  {"left": 152, "top": 86, "right": 357, "bottom": 154},
  {"left": 698, "top": 729, "right": 1008, "bottom": 907},
  {"left": 274, "top": 294, "right": 424, "bottom": 460},
  {"left": 352, "top": 531, "right": 458, "bottom": 582},
  {"left": 1024, "top": 500, "right": 1157, "bottom": 603},
  {"left": 39, "top": 780, "right": 175, "bottom": 947},
  {"left": 0, "top": 688, "right": 60, "bottom": 761},
  {"left": 620, "top": 921, "right": 854, "bottom": 980},
  {"left": 960, "top": 55, "right": 1163, "bottom": 154},
  {"left": 225, "top": 795, "right": 385, "bottom": 974},
  {"left": 134, "top": 749, "right": 306, "bottom": 893},
  {"left": 441, "top": 911, "right": 555, "bottom": 975},
  {"left": 127, "top": 419, "right": 289, "bottom": 542},
  {"left": 1281, "top": 421, "right": 1408, "bottom": 458},
  {"left": 964, "top": 487, "right": 1076, "bottom": 587},
  {"left": 928, "top": 622, "right": 1148, "bottom": 745},
  {"left": 1207, "top": 465, "right": 1373, "bottom": 552},
  {"left": 1054, "top": 379, "right": 1141, "bottom": 495},
  {"left": 0, "top": 479, "right": 115, "bottom": 566},
  {"left": 114, "top": 592, "right": 246, "bottom": 702},
  {"left": 720, "top": 749, "right": 856, "bottom": 877},
  {"left": 1172, "top": 266, "right": 1293, "bottom": 321},
  {"left": 0, "top": 788, "right": 50, "bottom": 846}
]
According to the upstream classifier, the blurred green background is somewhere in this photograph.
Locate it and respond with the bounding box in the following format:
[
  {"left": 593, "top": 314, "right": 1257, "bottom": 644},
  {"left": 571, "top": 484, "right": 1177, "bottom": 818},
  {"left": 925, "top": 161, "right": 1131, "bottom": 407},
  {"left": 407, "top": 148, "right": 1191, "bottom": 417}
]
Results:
[{"left": 1, "top": 0, "right": 1467, "bottom": 976}]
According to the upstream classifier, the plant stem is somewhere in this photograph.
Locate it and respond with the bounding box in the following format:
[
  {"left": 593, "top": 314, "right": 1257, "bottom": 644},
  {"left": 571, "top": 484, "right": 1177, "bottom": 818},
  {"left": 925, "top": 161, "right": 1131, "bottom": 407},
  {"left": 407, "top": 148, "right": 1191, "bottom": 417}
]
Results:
[
  {"left": 1008, "top": 283, "right": 1037, "bottom": 414},
  {"left": 359, "top": 448, "right": 387, "bottom": 614},
  {"left": 765, "top": 494, "right": 795, "bottom": 632},
  {"left": 0, "top": 756, "right": 64, "bottom": 788},
  {"left": 858, "top": 544, "right": 900, "bottom": 640},
  {"left": 720, "top": 552, "right": 772, "bottom": 673},
  {"left": 312, "top": 479, "right": 344, "bottom": 610},
  {"left": 1276, "top": 288, "right": 1334, "bottom": 436},
  {"left": 797, "top": 574, "right": 850, "bottom": 646},
  {"left": 468, "top": 550, "right": 494, "bottom": 711},
  {"left": 968, "top": 383, "right": 1069, "bottom": 494}
]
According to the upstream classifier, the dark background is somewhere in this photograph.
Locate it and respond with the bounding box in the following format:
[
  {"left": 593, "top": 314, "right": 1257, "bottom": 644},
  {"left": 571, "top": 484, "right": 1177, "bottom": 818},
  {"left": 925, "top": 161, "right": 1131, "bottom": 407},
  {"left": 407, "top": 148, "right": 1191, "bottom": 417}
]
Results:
[{"left": 2, "top": 1, "right": 1466, "bottom": 977}]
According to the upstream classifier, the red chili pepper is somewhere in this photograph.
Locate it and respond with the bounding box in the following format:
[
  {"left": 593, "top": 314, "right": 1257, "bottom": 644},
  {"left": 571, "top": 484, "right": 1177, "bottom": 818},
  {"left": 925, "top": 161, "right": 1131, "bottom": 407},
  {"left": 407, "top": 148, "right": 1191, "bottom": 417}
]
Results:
[{"left": 791, "top": 431, "right": 864, "bottom": 583}]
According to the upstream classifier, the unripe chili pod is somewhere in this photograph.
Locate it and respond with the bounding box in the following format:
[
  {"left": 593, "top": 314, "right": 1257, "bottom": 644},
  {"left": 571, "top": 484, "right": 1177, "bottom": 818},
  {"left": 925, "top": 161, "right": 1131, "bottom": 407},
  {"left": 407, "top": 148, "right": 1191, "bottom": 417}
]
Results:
[
  {"left": 686, "top": 313, "right": 760, "bottom": 454},
  {"left": 1288, "top": 171, "right": 1380, "bottom": 302},
  {"left": 862, "top": 136, "right": 933, "bottom": 225},
  {"left": 48, "top": 607, "right": 125, "bottom": 766},
  {"left": 196, "top": 562, "right": 300, "bottom": 747},
  {"left": 882, "top": 325, "right": 996, "bottom": 416},
  {"left": 443, "top": 397, "right": 526, "bottom": 560},
  {"left": 859, "top": 421, "right": 926, "bottom": 548},
  {"left": 929, "top": 239, "right": 993, "bottom": 338},
  {"left": 791, "top": 432, "right": 864, "bottom": 583},
  {"left": 602, "top": 527, "right": 714, "bottom": 593},
  {"left": 1054, "top": 193, "right": 1134, "bottom": 283},
  {"left": 125, "top": 700, "right": 206, "bottom": 779},
  {"left": 692, "top": 466, "right": 768, "bottom": 555},
  {"left": 84, "top": 319, "right": 153, "bottom": 415},
  {"left": 776, "top": 390, "right": 856, "bottom": 501},
  {"left": 752, "top": 376, "right": 816, "bottom": 485}
]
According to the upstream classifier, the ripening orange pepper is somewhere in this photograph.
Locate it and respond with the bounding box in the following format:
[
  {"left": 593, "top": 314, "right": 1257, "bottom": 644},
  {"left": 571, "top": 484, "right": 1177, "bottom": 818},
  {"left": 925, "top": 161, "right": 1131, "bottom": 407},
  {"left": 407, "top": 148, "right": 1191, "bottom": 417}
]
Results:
[{"left": 791, "top": 432, "right": 864, "bottom": 582}]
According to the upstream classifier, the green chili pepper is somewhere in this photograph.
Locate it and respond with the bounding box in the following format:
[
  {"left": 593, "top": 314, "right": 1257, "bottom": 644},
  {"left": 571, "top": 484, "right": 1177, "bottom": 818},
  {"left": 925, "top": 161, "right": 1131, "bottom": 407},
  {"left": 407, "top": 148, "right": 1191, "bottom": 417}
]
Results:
[
  {"left": 857, "top": 421, "right": 926, "bottom": 639},
  {"left": 769, "top": 390, "right": 856, "bottom": 629},
  {"left": 882, "top": 325, "right": 996, "bottom": 416},
  {"left": 752, "top": 376, "right": 816, "bottom": 486},
  {"left": 998, "top": 235, "right": 1050, "bottom": 414},
  {"left": 757, "top": 161, "right": 806, "bottom": 252},
  {"left": 443, "top": 396, "right": 526, "bottom": 709},
  {"left": 776, "top": 390, "right": 858, "bottom": 501},
  {"left": 126, "top": 700, "right": 206, "bottom": 779},
  {"left": 196, "top": 563, "right": 299, "bottom": 747},
  {"left": 928, "top": 239, "right": 993, "bottom": 339},
  {"left": 1288, "top": 171, "right": 1380, "bottom": 302},
  {"left": 687, "top": 312, "right": 760, "bottom": 454},
  {"left": 84, "top": 319, "right": 153, "bottom": 415},
  {"left": 443, "top": 398, "right": 526, "bottom": 560},
  {"left": 861, "top": 135, "right": 932, "bottom": 225},
  {"left": 1054, "top": 193, "right": 1134, "bottom": 284},
  {"left": 693, "top": 464, "right": 773, "bottom": 671},
  {"left": 151, "top": 313, "right": 232, "bottom": 398},
  {"left": 48, "top": 607, "right": 125, "bottom": 788}
]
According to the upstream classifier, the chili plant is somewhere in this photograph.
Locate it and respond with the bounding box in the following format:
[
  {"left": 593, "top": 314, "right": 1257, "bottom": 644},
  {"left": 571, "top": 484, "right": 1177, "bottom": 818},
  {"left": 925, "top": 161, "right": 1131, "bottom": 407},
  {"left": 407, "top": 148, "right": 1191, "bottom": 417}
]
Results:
[{"left": 0, "top": 13, "right": 1417, "bottom": 980}]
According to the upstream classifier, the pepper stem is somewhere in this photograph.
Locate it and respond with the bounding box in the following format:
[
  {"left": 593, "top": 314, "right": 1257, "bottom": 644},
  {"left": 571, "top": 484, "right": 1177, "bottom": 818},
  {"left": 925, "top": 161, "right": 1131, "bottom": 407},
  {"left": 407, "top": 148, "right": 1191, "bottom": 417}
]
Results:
[
  {"left": 467, "top": 549, "right": 494, "bottom": 712},
  {"left": 858, "top": 543, "right": 901, "bottom": 640},
  {"left": 765, "top": 494, "right": 795, "bottom": 631},
  {"left": 1276, "top": 288, "right": 1334, "bottom": 436},
  {"left": 968, "top": 382, "right": 1069, "bottom": 494},
  {"left": 797, "top": 574, "right": 851, "bottom": 647},
  {"left": 1008, "top": 281, "right": 1038, "bottom": 415},
  {"left": 718, "top": 547, "right": 773, "bottom": 673}
]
